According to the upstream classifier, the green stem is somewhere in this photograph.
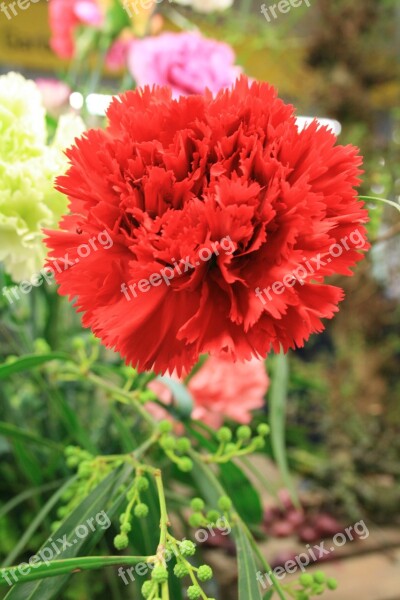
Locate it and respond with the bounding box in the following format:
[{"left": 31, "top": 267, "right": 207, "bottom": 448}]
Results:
[
  {"left": 84, "top": 371, "right": 155, "bottom": 427},
  {"left": 153, "top": 469, "right": 170, "bottom": 600}
]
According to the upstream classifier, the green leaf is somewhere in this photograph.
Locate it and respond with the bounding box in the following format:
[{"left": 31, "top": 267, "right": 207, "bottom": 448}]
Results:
[
  {"left": 2, "top": 467, "right": 132, "bottom": 599},
  {"left": 2, "top": 479, "right": 74, "bottom": 567},
  {"left": 0, "top": 423, "right": 62, "bottom": 452},
  {"left": 0, "top": 354, "right": 72, "bottom": 380},
  {"left": 188, "top": 426, "right": 263, "bottom": 524},
  {"left": 269, "top": 352, "right": 298, "bottom": 506},
  {"left": 360, "top": 195, "right": 400, "bottom": 213},
  {"left": 10, "top": 441, "right": 43, "bottom": 487},
  {"left": 156, "top": 376, "right": 193, "bottom": 418},
  {"left": 0, "top": 556, "right": 147, "bottom": 586},
  {"left": 235, "top": 522, "right": 263, "bottom": 600},
  {"left": 0, "top": 482, "right": 63, "bottom": 521}
]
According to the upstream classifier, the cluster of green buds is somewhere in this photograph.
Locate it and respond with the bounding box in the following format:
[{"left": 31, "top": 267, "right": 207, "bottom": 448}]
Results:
[
  {"left": 203, "top": 423, "right": 270, "bottom": 464},
  {"left": 69, "top": 336, "right": 101, "bottom": 373},
  {"left": 140, "top": 536, "right": 216, "bottom": 600},
  {"left": 54, "top": 446, "right": 119, "bottom": 528},
  {"left": 188, "top": 496, "right": 232, "bottom": 529},
  {"left": 157, "top": 420, "right": 194, "bottom": 473},
  {"left": 114, "top": 472, "right": 150, "bottom": 550},
  {"left": 289, "top": 571, "right": 338, "bottom": 599}
]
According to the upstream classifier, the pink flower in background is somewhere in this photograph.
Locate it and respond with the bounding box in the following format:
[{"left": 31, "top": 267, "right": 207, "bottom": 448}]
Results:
[
  {"left": 149, "top": 357, "right": 268, "bottom": 427},
  {"left": 189, "top": 357, "right": 268, "bottom": 427},
  {"left": 128, "top": 32, "right": 241, "bottom": 97},
  {"left": 35, "top": 79, "right": 71, "bottom": 114},
  {"left": 49, "top": 0, "right": 103, "bottom": 59},
  {"left": 106, "top": 38, "right": 133, "bottom": 72}
]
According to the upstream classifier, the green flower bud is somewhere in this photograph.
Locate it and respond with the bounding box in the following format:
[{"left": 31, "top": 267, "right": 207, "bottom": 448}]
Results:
[
  {"left": 176, "top": 437, "right": 191, "bottom": 453},
  {"left": 66, "top": 455, "right": 80, "bottom": 468},
  {"left": 299, "top": 573, "right": 314, "bottom": 587},
  {"left": 187, "top": 585, "right": 202, "bottom": 599},
  {"left": 159, "top": 420, "right": 173, "bottom": 434},
  {"left": 189, "top": 512, "right": 204, "bottom": 528},
  {"left": 114, "top": 533, "right": 129, "bottom": 550},
  {"left": 225, "top": 443, "right": 237, "bottom": 454},
  {"left": 79, "top": 450, "right": 93, "bottom": 461},
  {"left": 72, "top": 337, "right": 86, "bottom": 351},
  {"left": 160, "top": 435, "right": 176, "bottom": 451},
  {"left": 313, "top": 571, "right": 326, "bottom": 584},
  {"left": 121, "top": 522, "right": 132, "bottom": 533},
  {"left": 216, "top": 427, "right": 232, "bottom": 443},
  {"left": 134, "top": 503, "right": 149, "bottom": 519},
  {"left": 141, "top": 581, "right": 153, "bottom": 598},
  {"left": 140, "top": 390, "right": 158, "bottom": 403},
  {"left": 151, "top": 565, "right": 168, "bottom": 583},
  {"left": 65, "top": 445, "right": 79, "bottom": 457},
  {"left": 197, "top": 565, "right": 213, "bottom": 582},
  {"left": 257, "top": 423, "right": 270, "bottom": 436},
  {"left": 206, "top": 510, "right": 220, "bottom": 524},
  {"left": 57, "top": 506, "right": 69, "bottom": 519},
  {"left": 190, "top": 498, "right": 205, "bottom": 512},
  {"left": 173, "top": 563, "right": 189, "bottom": 578},
  {"left": 135, "top": 476, "right": 149, "bottom": 492},
  {"left": 327, "top": 577, "right": 338, "bottom": 590},
  {"left": 179, "top": 540, "right": 196, "bottom": 557},
  {"left": 178, "top": 457, "right": 193, "bottom": 472},
  {"left": 252, "top": 436, "right": 265, "bottom": 449},
  {"left": 61, "top": 487, "right": 75, "bottom": 501},
  {"left": 237, "top": 425, "right": 252, "bottom": 441},
  {"left": 77, "top": 461, "right": 93, "bottom": 478},
  {"left": 218, "top": 496, "right": 232, "bottom": 512},
  {"left": 313, "top": 584, "right": 325, "bottom": 595}
]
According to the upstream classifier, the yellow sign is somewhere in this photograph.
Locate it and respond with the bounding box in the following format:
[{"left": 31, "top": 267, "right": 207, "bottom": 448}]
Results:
[{"left": 0, "top": 0, "right": 65, "bottom": 71}]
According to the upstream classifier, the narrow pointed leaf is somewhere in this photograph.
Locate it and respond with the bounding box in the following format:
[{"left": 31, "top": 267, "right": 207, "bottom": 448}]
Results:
[
  {"left": 235, "top": 522, "right": 263, "bottom": 600},
  {"left": 0, "top": 354, "right": 72, "bottom": 380}
]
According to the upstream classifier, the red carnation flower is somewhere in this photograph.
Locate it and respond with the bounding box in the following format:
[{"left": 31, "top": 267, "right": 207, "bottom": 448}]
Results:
[{"left": 45, "top": 78, "right": 369, "bottom": 374}]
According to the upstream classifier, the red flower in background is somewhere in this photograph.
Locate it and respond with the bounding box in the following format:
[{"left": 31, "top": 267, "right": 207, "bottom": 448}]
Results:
[
  {"left": 45, "top": 78, "right": 369, "bottom": 374},
  {"left": 49, "top": 0, "right": 103, "bottom": 59}
]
